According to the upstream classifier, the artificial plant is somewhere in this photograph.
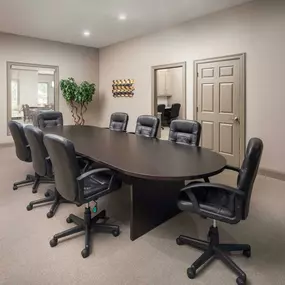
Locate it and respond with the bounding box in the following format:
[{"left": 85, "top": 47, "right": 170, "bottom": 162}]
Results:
[{"left": 60, "top": 77, "right": 96, "bottom": 125}]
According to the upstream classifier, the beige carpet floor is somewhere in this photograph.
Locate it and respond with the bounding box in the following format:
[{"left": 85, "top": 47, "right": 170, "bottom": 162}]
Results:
[{"left": 1, "top": 145, "right": 285, "bottom": 285}]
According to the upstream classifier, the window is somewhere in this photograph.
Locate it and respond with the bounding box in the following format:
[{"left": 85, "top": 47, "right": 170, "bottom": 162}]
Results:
[
  {"left": 38, "top": 82, "right": 48, "bottom": 105},
  {"left": 11, "top": 80, "right": 19, "bottom": 116}
]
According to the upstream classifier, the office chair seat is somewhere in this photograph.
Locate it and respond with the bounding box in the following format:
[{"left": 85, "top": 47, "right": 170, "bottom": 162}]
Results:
[
  {"left": 178, "top": 182, "right": 235, "bottom": 219},
  {"left": 83, "top": 173, "right": 121, "bottom": 199},
  {"left": 179, "top": 191, "right": 234, "bottom": 218}
]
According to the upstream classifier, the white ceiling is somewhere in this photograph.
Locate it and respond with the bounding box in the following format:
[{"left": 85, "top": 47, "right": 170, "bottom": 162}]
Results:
[{"left": 0, "top": 0, "right": 252, "bottom": 48}]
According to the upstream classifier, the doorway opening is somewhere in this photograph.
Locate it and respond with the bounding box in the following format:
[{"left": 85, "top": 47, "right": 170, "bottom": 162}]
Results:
[
  {"left": 7, "top": 62, "right": 59, "bottom": 134},
  {"left": 151, "top": 62, "right": 186, "bottom": 139},
  {"left": 193, "top": 54, "right": 245, "bottom": 167}
]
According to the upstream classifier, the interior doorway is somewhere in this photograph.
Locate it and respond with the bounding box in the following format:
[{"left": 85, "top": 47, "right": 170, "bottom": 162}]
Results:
[
  {"left": 193, "top": 54, "right": 245, "bottom": 167},
  {"left": 151, "top": 62, "right": 186, "bottom": 139}
]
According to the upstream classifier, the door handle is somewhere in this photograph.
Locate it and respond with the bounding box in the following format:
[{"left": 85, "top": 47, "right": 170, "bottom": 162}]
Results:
[{"left": 233, "top": 116, "right": 239, "bottom": 122}]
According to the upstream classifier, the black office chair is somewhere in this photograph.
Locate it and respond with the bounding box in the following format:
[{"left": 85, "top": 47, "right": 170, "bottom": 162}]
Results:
[
  {"left": 176, "top": 138, "right": 263, "bottom": 285},
  {"left": 109, "top": 112, "right": 129, "bottom": 132},
  {"left": 168, "top": 120, "right": 201, "bottom": 146},
  {"left": 24, "top": 125, "right": 68, "bottom": 218},
  {"left": 34, "top": 111, "right": 63, "bottom": 128},
  {"left": 44, "top": 134, "right": 122, "bottom": 258},
  {"left": 166, "top": 103, "right": 181, "bottom": 125},
  {"left": 134, "top": 115, "right": 160, "bottom": 138},
  {"left": 8, "top": 121, "right": 36, "bottom": 190},
  {"left": 157, "top": 104, "right": 166, "bottom": 129}
]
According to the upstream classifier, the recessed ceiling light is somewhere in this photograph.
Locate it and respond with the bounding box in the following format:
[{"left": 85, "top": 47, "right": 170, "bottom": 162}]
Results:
[
  {"left": 118, "top": 14, "right": 127, "bottom": 21},
  {"left": 83, "top": 30, "right": 90, "bottom": 37}
]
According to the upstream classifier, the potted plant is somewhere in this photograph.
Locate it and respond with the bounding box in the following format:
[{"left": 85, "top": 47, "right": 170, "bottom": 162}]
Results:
[{"left": 60, "top": 77, "right": 96, "bottom": 125}]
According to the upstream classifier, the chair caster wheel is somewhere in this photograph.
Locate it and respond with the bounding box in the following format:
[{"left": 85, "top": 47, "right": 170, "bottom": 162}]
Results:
[
  {"left": 176, "top": 237, "right": 184, "bottom": 245},
  {"left": 45, "top": 191, "right": 50, "bottom": 197},
  {"left": 66, "top": 217, "right": 72, "bottom": 223},
  {"left": 50, "top": 238, "right": 58, "bottom": 247},
  {"left": 26, "top": 204, "right": 33, "bottom": 211},
  {"left": 47, "top": 211, "right": 54, "bottom": 219},
  {"left": 187, "top": 267, "right": 196, "bottom": 279},
  {"left": 81, "top": 248, "right": 90, "bottom": 258},
  {"left": 236, "top": 276, "right": 246, "bottom": 285},
  {"left": 112, "top": 229, "right": 120, "bottom": 237},
  {"left": 32, "top": 188, "right": 37, "bottom": 194},
  {"left": 13, "top": 185, "right": 18, "bottom": 190},
  {"left": 243, "top": 249, "right": 251, "bottom": 258}
]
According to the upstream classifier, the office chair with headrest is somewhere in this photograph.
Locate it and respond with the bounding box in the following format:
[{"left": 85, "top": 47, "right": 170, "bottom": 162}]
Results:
[
  {"left": 169, "top": 120, "right": 201, "bottom": 146},
  {"left": 24, "top": 125, "right": 69, "bottom": 218},
  {"left": 134, "top": 115, "right": 160, "bottom": 138},
  {"left": 109, "top": 112, "right": 129, "bottom": 132},
  {"left": 166, "top": 103, "right": 181, "bottom": 125},
  {"left": 8, "top": 121, "right": 36, "bottom": 190},
  {"left": 176, "top": 138, "right": 263, "bottom": 285},
  {"left": 34, "top": 111, "right": 63, "bottom": 129},
  {"left": 44, "top": 134, "right": 122, "bottom": 258}
]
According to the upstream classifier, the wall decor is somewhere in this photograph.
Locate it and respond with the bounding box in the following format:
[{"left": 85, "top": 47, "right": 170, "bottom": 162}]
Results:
[{"left": 112, "top": 79, "right": 135, "bottom": 97}]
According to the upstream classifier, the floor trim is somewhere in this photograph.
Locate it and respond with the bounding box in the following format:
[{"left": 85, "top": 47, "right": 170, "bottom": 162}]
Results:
[
  {"left": 259, "top": 167, "right": 285, "bottom": 182},
  {"left": 0, "top": 142, "right": 14, "bottom": 148}
]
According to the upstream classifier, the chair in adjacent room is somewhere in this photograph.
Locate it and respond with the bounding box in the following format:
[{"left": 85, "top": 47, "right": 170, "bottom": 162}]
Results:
[
  {"left": 34, "top": 111, "right": 63, "bottom": 129},
  {"left": 168, "top": 119, "right": 201, "bottom": 146},
  {"left": 8, "top": 121, "right": 36, "bottom": 190},
  {"left": 176, "top": 138, "right": 263, "bottom": 285},
  {"left": 157, "top": 104, "right": 166, "bottom": 129},
  {"left": 166, "top": 103, "right": 181, "bottom": 125},
  {"left": 44, "top": 134, "right": 122, "bottom": 258},
  {"left": 24, "top": 125, "right": 68, "bottom": 218},
  {"left": 22, "top": 104, "right": 32, "bottom": 123},
  {"left": 109, "top": 112, "right": 129, "bottom": 132},
  {"left": 134, "top": 115, "right": 160, "bottom": 138}
]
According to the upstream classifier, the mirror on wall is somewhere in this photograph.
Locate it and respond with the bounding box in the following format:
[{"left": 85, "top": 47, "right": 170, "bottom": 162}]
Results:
[
  {"left": 7, "top": 62, "right": 59, "bottom": 132},
  {"left": 152, "top": 62, "right": 186, "bottom": 140}
]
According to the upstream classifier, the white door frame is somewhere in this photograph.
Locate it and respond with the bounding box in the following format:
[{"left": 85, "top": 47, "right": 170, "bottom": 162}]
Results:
[{"left": 193, "top": 53, "right": 246, "bottom": 166}]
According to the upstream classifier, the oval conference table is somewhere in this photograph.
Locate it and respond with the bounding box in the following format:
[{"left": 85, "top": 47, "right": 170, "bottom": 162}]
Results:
[{"left": 43, "top": 125, "right": 226, "bottom": 241}]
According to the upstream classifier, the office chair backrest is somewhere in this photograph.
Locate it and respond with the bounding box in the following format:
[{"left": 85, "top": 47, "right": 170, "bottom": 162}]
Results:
[
  {"left": 8, "top": 121, "right": 31, "bottom": 162},
  {"left": 24, "top": 125, "right": 51, "bottom": 177},
  {"left": 170, "top": 103, "right": 181, "bottom": 119},
  {"left": 157, "top": 104, "right": 165, "bottom": 114},
  {"left": 169, "top": 120, "right": 201, "bottom": 146},
  {"left": 237, "top": 138, "right": 263, "bottom": 219},
  {"left": 35, "top": 111, "right": 63, "bottom": 129},
  {"left": 135, "top": 115, "right": 160, "bottom": 138},
  {"left": 44, "top": 134, "right": 80, "bottom": 202},
  {"left": 109, "top": 112, "right": 129, "bottom": 132}
]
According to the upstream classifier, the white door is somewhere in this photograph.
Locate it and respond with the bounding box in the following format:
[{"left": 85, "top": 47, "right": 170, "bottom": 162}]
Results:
[{"left": 196, "top": 57, "right": 244, "bottom": 166}]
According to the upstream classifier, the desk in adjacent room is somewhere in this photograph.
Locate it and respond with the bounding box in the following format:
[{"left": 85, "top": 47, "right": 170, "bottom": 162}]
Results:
[{"left": 43, "top": 125, "right": 226, "bottom": 240}]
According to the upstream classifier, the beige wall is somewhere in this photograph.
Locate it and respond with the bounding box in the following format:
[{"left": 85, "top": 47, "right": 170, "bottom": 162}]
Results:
[
  {"left": 0, "top": 33, "right": 99, "bottom": 143},
  {"left": 99, "top": 0, "right": 285, "bottom": 173}
]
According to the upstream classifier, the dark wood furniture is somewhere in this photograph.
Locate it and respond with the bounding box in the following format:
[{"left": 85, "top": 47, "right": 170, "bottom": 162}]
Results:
[{"left": 43, "top": 125, "right": 226, "bottom": 241}]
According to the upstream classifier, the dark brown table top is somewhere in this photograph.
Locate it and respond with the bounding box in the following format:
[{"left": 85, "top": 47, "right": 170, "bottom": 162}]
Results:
[{"left": 43, "top": 125, "right": 226, "bottom": 181}]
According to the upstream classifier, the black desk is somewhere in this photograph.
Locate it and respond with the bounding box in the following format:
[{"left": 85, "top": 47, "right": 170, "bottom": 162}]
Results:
[{"left": 43, "top": 125, "right": 226, "bottom": 240}]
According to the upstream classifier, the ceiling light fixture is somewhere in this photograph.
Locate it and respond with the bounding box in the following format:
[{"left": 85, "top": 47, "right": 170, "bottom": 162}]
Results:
[
  {"left": 118, "top": 14, "right": 127, "bottom": 21},
  {"left": 83, "top": 30, "right": 90, "bottom": 37}
]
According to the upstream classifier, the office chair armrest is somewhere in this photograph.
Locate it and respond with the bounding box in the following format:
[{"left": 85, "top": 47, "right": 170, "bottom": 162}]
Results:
[
  {"left": 181, "top": 182, "right": 245, "bottom": 197},
  {"left": 77, "top": 168, "right": 113, "bottom": 181},
  {"left": 225, "top": 165, "right": 240, "bottom": 173}
]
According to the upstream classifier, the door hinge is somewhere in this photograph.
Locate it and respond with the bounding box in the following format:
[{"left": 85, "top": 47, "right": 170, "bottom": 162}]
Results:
[
  {"left": 197, "top": 72, "right": 199, "bottom": 77},
  {"left": 196, "top": 106, "right": 198, "bottom": 112}
]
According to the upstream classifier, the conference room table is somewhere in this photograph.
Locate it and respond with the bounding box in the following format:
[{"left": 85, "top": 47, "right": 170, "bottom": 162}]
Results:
[{"left": 43, "top": 125, "right": 226, "bottom": 241}]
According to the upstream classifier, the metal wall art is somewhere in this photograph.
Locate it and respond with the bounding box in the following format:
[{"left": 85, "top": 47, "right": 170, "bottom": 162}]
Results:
[{"left": 112, "top": 79, "right": 135, "bottom": 97}]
